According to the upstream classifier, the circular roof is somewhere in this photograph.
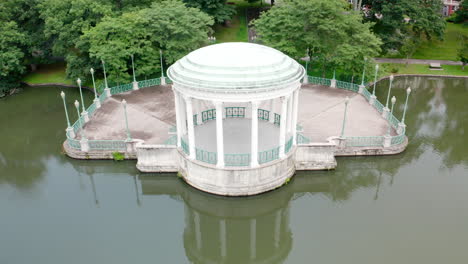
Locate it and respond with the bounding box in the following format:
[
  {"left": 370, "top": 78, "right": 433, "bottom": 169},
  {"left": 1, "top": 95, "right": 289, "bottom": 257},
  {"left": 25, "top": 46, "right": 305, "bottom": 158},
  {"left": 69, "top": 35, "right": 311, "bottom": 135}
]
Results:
[{"left": 167, "top": 42, "right": 304, "bottom": 92}]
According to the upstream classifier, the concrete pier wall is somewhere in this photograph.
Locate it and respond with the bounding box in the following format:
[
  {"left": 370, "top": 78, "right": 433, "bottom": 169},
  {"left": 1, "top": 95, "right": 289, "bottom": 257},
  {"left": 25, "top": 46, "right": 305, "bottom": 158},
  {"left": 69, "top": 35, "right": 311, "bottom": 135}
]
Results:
[
  {"left": 136, "top": 143, "right": 178, "bottom": 172},
  {"left": 177, "top": 148, "right": 296, "bottom": 196},
  {"left": 295, "top": 143, "right": 337, "bottom": 170}
]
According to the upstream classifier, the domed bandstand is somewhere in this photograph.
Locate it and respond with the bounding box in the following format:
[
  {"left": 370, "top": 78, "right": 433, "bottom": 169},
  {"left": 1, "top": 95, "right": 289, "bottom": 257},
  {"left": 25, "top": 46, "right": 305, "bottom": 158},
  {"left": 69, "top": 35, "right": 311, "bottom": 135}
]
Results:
[
  {"left": 167, "top": 43, "right": 304, "bottom": 195},
  {"left": 62, "top": 42, "right": 411, "bottom": 197}
]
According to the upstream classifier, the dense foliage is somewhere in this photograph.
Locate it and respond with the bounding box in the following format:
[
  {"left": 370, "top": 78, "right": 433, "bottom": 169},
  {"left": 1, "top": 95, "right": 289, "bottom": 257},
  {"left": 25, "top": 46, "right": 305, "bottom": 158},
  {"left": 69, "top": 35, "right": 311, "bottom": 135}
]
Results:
[
  {"left": 253, "top": 0, "right": 382, "bottom": 76},
  {"left": 454, "top": 0, "right": 468, "bottom": 23},
  {"left": 0, "top": 0, "right": 225, "bottom": 91},
  {"left": 183, "top": 0, "right": 235, "bottom": 23},
  {"left": 363, "top": 0, "right": 446, "bottom": 53},
  {"left": 459, "top": 35, "right": 468, "bottom": 69},
  {"left": 82, "top": 1, "right": 213, "bottom": 83}
]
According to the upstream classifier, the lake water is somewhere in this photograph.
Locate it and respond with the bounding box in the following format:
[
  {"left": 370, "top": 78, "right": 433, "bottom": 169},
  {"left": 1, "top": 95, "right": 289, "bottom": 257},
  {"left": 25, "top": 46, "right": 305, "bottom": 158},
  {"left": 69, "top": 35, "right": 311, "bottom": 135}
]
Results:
[{"left": 1, "top": 76, "right": 467, "bottom": 263}]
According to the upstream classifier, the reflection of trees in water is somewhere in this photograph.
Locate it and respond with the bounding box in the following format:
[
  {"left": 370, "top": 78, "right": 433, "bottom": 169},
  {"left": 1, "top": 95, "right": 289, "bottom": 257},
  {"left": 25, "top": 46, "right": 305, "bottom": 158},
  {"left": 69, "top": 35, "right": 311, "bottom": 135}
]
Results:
[
  {"left": 377, "top": 76, "right": 468, "bottom": 169},
  {"left": 0, "top": 86, "right": 94, "bottom": 189}
]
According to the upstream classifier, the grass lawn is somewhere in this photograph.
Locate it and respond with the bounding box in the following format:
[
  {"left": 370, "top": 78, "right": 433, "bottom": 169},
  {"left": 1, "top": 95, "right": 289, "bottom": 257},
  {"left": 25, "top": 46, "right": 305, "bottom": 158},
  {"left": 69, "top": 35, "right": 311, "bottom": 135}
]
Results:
[
  {"left": 380, "top": 63, "right": 468, "bottom": 76},
  {"left": 412, "top": 23, "right": 468, "bottom": 61},
  {"left": 213, "top": 0, "right": 265, "bottom": 42},
  {"left": 22, "top": 62, "right": 73, "bottom": 85}
]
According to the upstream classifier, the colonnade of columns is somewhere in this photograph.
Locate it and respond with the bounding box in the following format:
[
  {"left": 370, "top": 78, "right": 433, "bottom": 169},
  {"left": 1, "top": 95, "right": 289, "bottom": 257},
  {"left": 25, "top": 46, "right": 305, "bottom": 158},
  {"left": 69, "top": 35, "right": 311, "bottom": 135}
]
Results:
[{"left": 173, "top": 88, "right": 301, "bottom": 168}]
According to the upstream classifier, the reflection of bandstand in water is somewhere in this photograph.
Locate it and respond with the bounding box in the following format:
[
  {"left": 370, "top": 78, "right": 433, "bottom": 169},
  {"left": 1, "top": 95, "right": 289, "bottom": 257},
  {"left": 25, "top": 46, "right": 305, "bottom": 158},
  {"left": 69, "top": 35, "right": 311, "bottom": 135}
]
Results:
[
  {"left": 72, "top": 160, "right": 401, "bottom": 263},
  {"left": 141, "top": 176, "right": 293, "bottom": 264}
]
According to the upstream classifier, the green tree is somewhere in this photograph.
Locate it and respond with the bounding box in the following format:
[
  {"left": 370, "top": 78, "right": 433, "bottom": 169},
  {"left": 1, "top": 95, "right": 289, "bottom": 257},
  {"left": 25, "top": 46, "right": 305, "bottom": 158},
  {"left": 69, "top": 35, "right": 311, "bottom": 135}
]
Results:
[
  {"left": 38, "top": 0, "right": 113, "bottom": 81},
  {"left": 458, "top": 35, "right": 468, "bottom": 70},
  {"left": 454, "top": 0, "right": 468, "bottom": 23},
  {"left": 0, "top": 22, "right": 26, "bottom": 93},
  {"left": 183, "top": 0, "right": 235, "bottom": 23},
  {"left": 365, "top": 0, "right": 445, "bottom": 52},
  {"left": 0, "top": 0, "right": 50, "bottom": 71},
  {"left": 81, "top": 0, "right": 214, "bottom": 83},
  {"left": 253, "top": 0, "right": 381, "bottom": 76}
]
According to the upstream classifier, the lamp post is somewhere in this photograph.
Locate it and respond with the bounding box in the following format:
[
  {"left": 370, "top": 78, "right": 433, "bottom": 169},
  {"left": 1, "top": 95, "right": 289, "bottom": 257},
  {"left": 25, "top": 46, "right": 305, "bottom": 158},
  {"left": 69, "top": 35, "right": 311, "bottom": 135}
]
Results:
[
  {"left": 90, "top": 68, "right": 101, "bottom": 108},
  {"left": 122, "top": 99, "right": 131, "bottom": 141},
  {"left": 372, "top": 64, "right": 379, "bottom": 96},
  {"left": 102, "top": 60, "right": 111, "bottom": 97},
  {"left": 398, "top": 87, "right": 411, "bottom": 134},
  {"left": 340, "top": 97, "right": 350, "bottom": 138},
  {"left": 302, "top": 48, "right": 310, "bottom": 84},
  {"left": 77, "top": 78, "right": 89, "bottom": 123},
  {"left": 331, "top": 69, "right": 337, "bottom": 88},
  {"left": 360, "top": 57, "right": 367, "bottom": 86},
  {"left": 160, "top": 49, "right": 166, "bottom": 85},
  {"left": 382, "top": 75, "right": 394, "bottom": 118},
  {"left": 386, "top": 96, "right": 396, "bottom": 137},
  {"left": 358, "top": 57, "right": 367, "bottom": 93},
  {"left": 75, "top": 100, "right": 89, "bottom": 152},
  {"left": 60, "top": 91, "right": 75, "bottom": 138},
  {"left": 384, "top": 96, "right": 396, "bottom": 148},
  {"left": 131, "top": 54, "right": 139, "bottom": 90}
]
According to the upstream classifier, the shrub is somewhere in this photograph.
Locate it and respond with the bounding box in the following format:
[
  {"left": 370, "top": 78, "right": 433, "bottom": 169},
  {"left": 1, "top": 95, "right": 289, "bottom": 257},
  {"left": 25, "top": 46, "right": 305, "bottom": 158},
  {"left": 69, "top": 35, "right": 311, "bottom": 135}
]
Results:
[{"left": 112, "top": 152, "right": 125, "bottom": 161}]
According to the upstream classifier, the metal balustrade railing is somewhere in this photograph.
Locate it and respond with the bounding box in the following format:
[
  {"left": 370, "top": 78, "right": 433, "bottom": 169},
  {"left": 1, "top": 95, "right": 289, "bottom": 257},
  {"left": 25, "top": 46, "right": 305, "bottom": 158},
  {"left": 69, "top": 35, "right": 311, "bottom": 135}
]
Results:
[
  {"left": 258, "top": 109, "right": 270, "bottom": 121},
  {"left": 258, "top": 146, "right": 280, "bottom": 164},
  {"left": 196, "top": 148, "right": 217, "bottom": 165},
  {"left": 202, "top": 109, "right": 216, "bottom": 122},
  {"left": 225, "top": 153, "right": 251, "bottom": 167},
  {"left": 67, "top": 77, "right": 166, "bottom": 151},
  {"left": 67, "top": 75, "right": 407, "bottom": 153},
  {"left": 225, "top": 107, "right": 245, "bottom": 118}
]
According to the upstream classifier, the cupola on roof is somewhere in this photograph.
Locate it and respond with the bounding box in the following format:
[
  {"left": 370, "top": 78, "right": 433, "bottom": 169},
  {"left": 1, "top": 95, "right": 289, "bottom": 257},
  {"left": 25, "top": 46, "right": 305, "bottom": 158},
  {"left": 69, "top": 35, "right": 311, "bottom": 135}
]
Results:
[{"left": 167, "top": 42, "right": 305, "bottom": 92}]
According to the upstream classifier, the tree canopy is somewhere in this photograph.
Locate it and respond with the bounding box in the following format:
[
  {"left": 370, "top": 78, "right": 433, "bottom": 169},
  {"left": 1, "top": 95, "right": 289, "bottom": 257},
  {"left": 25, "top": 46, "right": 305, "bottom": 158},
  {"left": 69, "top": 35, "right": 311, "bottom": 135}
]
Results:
[
  {"left": 82, "top": 0, "right": 213, "bottom": 83},
  {"left": 183, "top": 0, "right": 235, "bottom": 23},
  {"left": 253, "top": 0, "right": 382, "bottom": 76},
  {"left": 363, "top": 0, "right": 446, "bottom": 52}
]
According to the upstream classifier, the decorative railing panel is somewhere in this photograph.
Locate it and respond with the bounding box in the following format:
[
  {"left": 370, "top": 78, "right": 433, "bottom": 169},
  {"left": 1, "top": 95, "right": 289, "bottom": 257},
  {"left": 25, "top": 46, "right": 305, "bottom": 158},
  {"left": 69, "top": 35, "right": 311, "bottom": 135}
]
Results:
[
  {"left": 308, "top": 76, "right": 332, "bottom": 86},
  {"left": 196, "top": 148, "right": 217, "bottom": 165},
  {"left": 361, "top": 87, "right": 371, "bottom": 101},
  {"left": 258, "top": 109, "right": 270, "bottom": 121},
  {"left": 225, "top": 107, "right": 245, "bottom": 118},
  {"left": 274, "top": 113, "right": 281, "bottom": 126},
  {"left": 202, "top": 109, "right": 216, "bottom": 122},
  {"left": 336, "top": 80, "right": 359, "bottom": 92},
  {"left": 110, "top": 83, "right": 133, "bottom": 94},
  {"left": 225, "top": 153, "right": 250, "bottom": 167},
  {"left": 164, "top": 135, "right": 177, "bottom": 146},
  {"left": 138, "top": 78, "right": 161, "bottom": 88},
  {"left": 67, "top": 138, "right": 81, "bottom": 150},
  {"left": 258, "top": 147, "right": 279, "bottom": 164}
]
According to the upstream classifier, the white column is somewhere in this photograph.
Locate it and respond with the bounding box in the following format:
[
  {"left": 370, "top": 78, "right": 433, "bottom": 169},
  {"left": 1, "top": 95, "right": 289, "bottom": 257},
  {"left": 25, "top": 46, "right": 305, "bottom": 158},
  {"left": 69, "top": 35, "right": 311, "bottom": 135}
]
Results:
[
  {"left": 269, "top": 99, "right": 274, "bottom": 123},
  {"left": 287, "top": 94, "right": 293, "bottom": 135},
  {"left": 292, "top": 89, "right": 300, "bottom": 145},
  {"left": 173, "top": 89, "right": 182, "bottom": 147},
  {"left": 186, "top": 97, "right": 196, "bottom": 159},
  {"left": 215, "top": 101, "right": 224, "bottom": 167},
  {"left": 220, "top": 219, "right": 226, "bottom": 258},
  {"left": 180, "top": 95, "right": 187, "bottom": 135},
  {"left": 251, "top": 101, "right": 259, "bottom": 167},
  {"left": 279, "top": 96, "right": 288, "bottom": 158},
  {"left": 250, "top": 219, "right": 256, "bottom": 260}
]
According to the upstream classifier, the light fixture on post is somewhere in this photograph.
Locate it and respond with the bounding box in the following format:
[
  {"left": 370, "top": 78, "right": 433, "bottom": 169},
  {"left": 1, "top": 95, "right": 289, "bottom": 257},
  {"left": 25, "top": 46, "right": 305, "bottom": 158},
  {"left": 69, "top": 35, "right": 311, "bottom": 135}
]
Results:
[
  {"left": 90, "top": 68, "right": 101, "bottom": 109},
  {"left": 77, "top": 78, "right": 89, "bottom": 123},
  {"left": 60, "top": 91, "right": 75, "bottom": 138}
]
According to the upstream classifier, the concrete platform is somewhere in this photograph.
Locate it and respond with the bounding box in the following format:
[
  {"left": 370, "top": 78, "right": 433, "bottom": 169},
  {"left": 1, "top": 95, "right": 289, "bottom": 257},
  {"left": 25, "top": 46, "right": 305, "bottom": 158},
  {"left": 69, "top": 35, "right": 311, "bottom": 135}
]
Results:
[{"left": 77, "top": 84, "right": 395, "bottom": 144}]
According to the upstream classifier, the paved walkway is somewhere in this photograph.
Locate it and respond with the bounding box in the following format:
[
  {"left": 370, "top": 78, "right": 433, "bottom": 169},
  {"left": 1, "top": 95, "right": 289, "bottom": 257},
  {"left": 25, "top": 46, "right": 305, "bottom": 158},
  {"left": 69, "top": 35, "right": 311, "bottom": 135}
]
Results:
[
  {"left": 79, "top": 84, "right": 394, "bottom": 145},
  {"left": 375, "top": 58, "right": 462, "bottom": 66}
]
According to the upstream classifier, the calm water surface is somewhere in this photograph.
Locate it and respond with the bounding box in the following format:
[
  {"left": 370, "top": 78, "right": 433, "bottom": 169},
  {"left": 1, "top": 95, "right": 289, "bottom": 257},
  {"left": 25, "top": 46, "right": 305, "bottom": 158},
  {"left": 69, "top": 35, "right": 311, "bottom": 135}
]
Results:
[{"left": 1, "top": 77, "right": 467, "bottom": 264}]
